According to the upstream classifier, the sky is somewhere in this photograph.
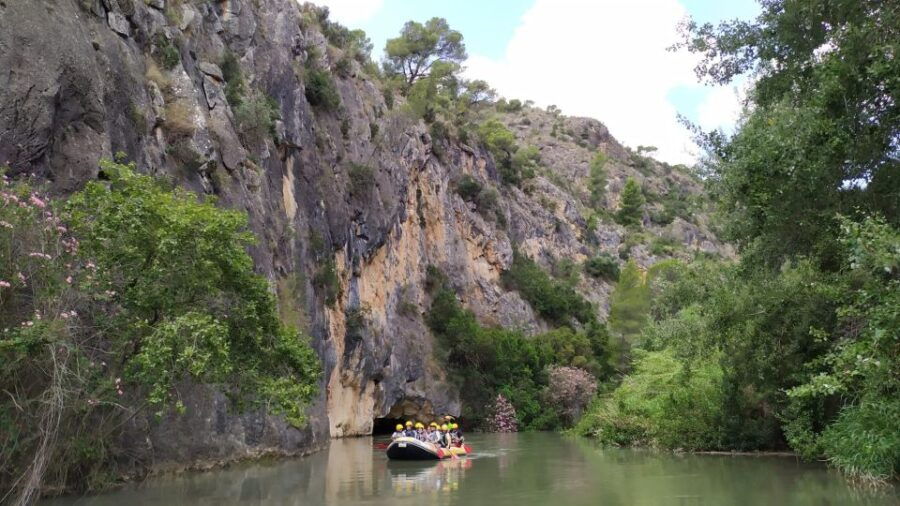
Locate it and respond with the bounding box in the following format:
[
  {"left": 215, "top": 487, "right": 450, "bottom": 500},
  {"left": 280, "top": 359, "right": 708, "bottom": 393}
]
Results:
[{"left": 312, "top": 0, "right": 761, "bottom": 165}]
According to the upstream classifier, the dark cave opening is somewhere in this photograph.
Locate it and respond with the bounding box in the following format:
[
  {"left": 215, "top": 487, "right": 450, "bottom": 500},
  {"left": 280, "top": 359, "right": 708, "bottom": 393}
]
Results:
[{"left": 372, "top": 417, "right": 406, "bottom": 436}]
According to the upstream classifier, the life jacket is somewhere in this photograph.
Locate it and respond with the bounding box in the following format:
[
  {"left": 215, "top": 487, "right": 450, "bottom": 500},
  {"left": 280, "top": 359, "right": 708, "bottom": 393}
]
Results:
[{"left": 391, "top": 431, "right": 404, "bottom": 440}]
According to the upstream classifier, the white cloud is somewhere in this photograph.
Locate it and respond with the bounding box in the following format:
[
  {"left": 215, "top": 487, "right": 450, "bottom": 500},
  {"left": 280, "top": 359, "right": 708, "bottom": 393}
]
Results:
[
  {"left": 310, "top": 0, "right": 384, "bottom": 27},
  {"left": 465, "top": 0, "right": 739, "bottom": 165},
  {"left": 697, "top": 82, "right": 745, "bottom": 134}
]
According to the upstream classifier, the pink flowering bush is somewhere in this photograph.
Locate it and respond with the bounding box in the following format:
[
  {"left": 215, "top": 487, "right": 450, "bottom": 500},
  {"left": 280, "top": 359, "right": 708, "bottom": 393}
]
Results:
[
  {"left": 543, "top": 366, "right": 598, "bottom": 426},
  {"left": 486, "top": 394, "right": 518, "bottom": 432}
]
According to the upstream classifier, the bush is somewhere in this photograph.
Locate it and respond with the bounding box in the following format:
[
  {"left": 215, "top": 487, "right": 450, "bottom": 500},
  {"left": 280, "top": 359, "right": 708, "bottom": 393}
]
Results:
[
  {"left": 455, "top": 174, "right": 482, "bottom": 202},
  {"left": 154, "top": 34, "right": 180, "bottom": 70},
  {"left": 649, "top": 235, "right": 680, "bottom": 256},
  {"left": 304, "top": 68, "right": 341, "bottom": 110},
  {"left": 607, "top": 259, "right": 650, "bottom": 347},
  {"left": 574, "top": 349, "right": 725, "bottom": 450},
  {"left": 584, "top": 254, "right": 620, "bottom": 281},
  {"left": 163, "top": 101, "right": 196, "bottom": 138},
  {"left": 234, "top": 91, "right": 280, "bottom": 147},
  {"left": 502, "top": 251, "right": 595, "bottom": 326},
  {"left": 348, "top": 163, "right": 375, "bottom": 196},
  {"left": 0, "top": 163, "right": 320, "bottom": 497},
  {"left": 313, "top": 258, "right": 341, "bottom": 306},
  {"left": 544, "top": 366, "right": 597, "bottom": 426},
  {"left": 221, "top": 51, "right": 246, "bottom": 106},
  {"left": 487, "top": 394, "right": 517, "bottom": 432}
]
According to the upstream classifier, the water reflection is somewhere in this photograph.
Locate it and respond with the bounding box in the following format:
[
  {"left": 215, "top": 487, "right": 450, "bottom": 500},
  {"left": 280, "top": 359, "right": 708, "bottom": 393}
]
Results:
[{"left": 43, "top": 433, "right": 898, "bottom": 506}]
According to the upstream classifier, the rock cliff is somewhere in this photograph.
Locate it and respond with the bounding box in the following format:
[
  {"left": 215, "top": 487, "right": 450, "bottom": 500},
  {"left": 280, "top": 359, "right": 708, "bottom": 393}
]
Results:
[{"left": 0, "top": 0, "right": 728, "bottom": 472}]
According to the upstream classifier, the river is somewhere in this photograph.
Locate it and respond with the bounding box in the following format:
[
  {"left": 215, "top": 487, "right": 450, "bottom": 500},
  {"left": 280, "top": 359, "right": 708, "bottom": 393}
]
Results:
[{"left": 43, "top": 432, "right": 898, "bottom": 505}]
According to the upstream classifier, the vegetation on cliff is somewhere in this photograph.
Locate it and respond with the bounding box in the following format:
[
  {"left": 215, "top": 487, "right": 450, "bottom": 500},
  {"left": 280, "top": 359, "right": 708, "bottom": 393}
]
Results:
[{"left": 0, "top": 162, "right": 320, "bottom": 499}]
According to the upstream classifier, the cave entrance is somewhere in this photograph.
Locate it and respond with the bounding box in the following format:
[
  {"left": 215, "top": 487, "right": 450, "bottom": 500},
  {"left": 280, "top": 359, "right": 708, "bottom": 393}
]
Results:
[{"left": 372, "top": 417, "right": 405, "bottom": 436}]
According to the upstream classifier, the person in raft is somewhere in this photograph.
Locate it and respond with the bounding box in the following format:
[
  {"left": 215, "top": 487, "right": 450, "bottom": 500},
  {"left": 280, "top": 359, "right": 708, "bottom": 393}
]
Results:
[
  {"left": 427, "top": 422, "right": 441, "bottom": 444},
  {"left": 391, "top": 424, "right": 405, "bottom": 441},
  {"left": 403, "top": 420, "right": 416, "bottom": 437},
  {"left": 415, "top": 422, "right": 427, "bottom": 441},
  {"left": 440, "top": 424, "right": 453, "bottom": 448}
]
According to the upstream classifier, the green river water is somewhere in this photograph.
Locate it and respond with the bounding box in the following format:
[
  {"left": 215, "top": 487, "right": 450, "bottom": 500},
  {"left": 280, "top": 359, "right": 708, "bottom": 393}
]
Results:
[{"left": 43, "top": 432, "right": 898, "bottom": 505}]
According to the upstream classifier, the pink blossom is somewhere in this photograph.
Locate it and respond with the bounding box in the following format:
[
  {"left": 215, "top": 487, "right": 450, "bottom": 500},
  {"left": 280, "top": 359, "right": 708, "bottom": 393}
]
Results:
[
  {"left": 86, "top": 261, "right": 96, "bottom": 270},
  {"left": 56, "top": 226, "right": 67, "bottom": 233},
  {"left": 0, "top": 220, "right": 11, "bottom": 228},
  {"left": 0, "top": 280, "right": 10, "bottom": 288},
  {"left": 17, "top": 272, "right": 26, "bottom": 284},
  {"left": 28, "top": 252, "right": 52, "bottom": 260},
  {"left": 29, "top": 194, "right": 46, "bottom": 208},
  {"left": 65, "top": 276, "right": 73, "bottom": 284}
]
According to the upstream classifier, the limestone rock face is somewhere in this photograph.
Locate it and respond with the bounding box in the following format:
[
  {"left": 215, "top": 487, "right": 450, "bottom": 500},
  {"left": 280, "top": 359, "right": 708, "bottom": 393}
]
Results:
[{"left": 0, "top": 0, "right": 729, "bottom": 472}]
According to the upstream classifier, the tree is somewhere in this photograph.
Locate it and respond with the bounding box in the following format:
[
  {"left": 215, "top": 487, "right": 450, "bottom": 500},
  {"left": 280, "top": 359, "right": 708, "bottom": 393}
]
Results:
[
  {"left": 588, "top": 152, "right": 608, "bottom": 209},
  {"left": 676, "top": 0, "right": 900, "bottom": 269},
  {"left": 616, "top": 178, "right": 644, "bottom": 227},
  {"left": 384, "top": 17, "right": 467, "bottom": 89}
]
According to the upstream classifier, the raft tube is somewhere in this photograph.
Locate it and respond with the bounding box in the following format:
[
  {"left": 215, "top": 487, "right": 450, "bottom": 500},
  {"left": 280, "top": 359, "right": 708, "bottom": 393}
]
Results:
[{"left": 385, "top": 437, "right": 472, "bottom": 460}]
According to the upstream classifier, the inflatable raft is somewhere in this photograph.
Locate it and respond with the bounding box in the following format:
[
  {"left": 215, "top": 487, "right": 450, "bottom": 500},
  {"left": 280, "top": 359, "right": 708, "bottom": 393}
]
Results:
[{"left": 386, "top": 437, "right": 472, "bottom": 460}]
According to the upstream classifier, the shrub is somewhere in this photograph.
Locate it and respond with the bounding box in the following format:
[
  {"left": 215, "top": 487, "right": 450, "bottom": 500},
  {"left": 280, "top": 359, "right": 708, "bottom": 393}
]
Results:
[
  {"left": 334, "top": 57, "right": 353, "bottom": 78},
  {"left": 455, "top": 175, "right": 482, "bottom": 202},
  {"left": 221, "top": 51, "right": 246, "bottom": 106},
  {"left": 607, "top": 259, "right": 650, "bottom": 345},
  {"left": 649, "top": 235, "right": 680, "bottom": 256},
  {"left": 154, "top": 34, "right": 180, "bottom": 70},
  {"left": 304, "top": 68, "right": 341, "bottom": 110},
  {"left": 313, "top": 258, "right": 341, "bottom": 306},
  {"left": 544, "top": 366, "right": 597, "bottom": 426},
  {"left": 234, "top": 91, "right": 279, "bottom": 146},
  {"left": 509, "top": 145, "right": 540, "bottom": 182},
  {"left": 502, "top": 251, "right": 595, "bottom": 326},
  {"left": 348, "top": 163, "right": 375, "bottom": 196},
  {"left": 574, "top": 349, "right": 726, "bottom": 450},
  {"left": 584, "top": 254, "right": 620, "bottom": 281},
  {"left": 369, "top": 122, "right": 379, "bottom": 139},
  {"left": 487, "top": 394, "right": 517, "bottom": 432}
]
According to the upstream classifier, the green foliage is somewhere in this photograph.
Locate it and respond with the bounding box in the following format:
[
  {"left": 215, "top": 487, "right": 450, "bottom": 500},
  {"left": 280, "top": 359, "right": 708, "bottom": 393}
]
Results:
[
  {"left": 383, "top": 17, "right": 467, "bottom": 89},
  {"left": 496, "top": 98, "right": 523, "bottom": 113},
  {"left": 588, "top": 152, "right": 608, "bottom": 209},
  {"left": 510, "top": 145, "right": 540, "bottom": 183},
  {"left": 616, "top": 178, "right": 644, "bottom": 227},
  {"left": 154, "top": 34, "right": 180, "bottom": 70},
  {"left": 584, "top": 254, "right": 620, "bottom": 281},
  {"left": 304, "top": 67, "right": 342, "bottom": 110},
  {"left": 574, "top": 349, "right": 725, "bottom": 450},
  {"left": 677, "top": 0, "right": 899, "bottom": 270},
  {"left": 502, "top": 251, "right": 595, "bottom": 326},
  {"left": 477, "top": 120, "right": 536, "bottom": 186},
  {"left": 0, "top": 163, "right": 320, "bottom": 496},
  {"left": 607, "top": 260, "right": 650, "bottom": 366},
  {"left": 234, "top": 91, "right": 280, "bottom": 146},
  {"left": 348, "top": 163, "right": 375, "bottom": 196},
  {"left": 456, "top": 175, "right": 482, "bottom": 202},
  {"left": 221, "top": 51, "right": 246, "bottom": 106},
  {"left": 313, "top": 258, "right": 341, "bottom": 307},
  {"left": 649, "top": 234, "right": 680, "bottom": 256}
]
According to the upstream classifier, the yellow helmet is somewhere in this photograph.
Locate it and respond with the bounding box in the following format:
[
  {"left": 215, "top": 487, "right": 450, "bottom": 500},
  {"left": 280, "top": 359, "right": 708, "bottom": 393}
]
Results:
[
  {"left": 440, "top": 424, "right": 449, "bottom": 431},
  {"left": 451, "top": 423, "right": 458, "bottom": 429},
  {"left": 429, "top": 422, "right": 438, "bottom": 427},
  {"left": 405, "top": 420, "right": 413, "bottom": 426},
  {"left": 415, "top": 422, "right": 424, "bottom": 429},
  {"left": 395, "top": 424, "right": 403, "bottom": 431}
]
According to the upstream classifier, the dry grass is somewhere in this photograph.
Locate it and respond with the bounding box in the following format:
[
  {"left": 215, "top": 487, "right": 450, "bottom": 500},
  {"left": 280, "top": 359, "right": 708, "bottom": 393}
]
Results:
[
  {"left": 164, "top": 101, "right": 196, "bottom": 137},
  {"left": 145, "top": 59, "right": 170, "bottom": 92}
]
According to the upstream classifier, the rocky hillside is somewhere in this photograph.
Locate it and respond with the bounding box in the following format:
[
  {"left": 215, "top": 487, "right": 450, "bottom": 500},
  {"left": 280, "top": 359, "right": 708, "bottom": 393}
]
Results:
[{"left": 0, "top": 0, "right": 728, "bottom": 472}]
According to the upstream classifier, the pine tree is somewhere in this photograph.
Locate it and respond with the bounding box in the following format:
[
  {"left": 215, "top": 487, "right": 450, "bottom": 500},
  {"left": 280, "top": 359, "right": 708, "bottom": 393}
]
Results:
[{"left": 616, "top": 178, "right": 644, "bottom": 227}]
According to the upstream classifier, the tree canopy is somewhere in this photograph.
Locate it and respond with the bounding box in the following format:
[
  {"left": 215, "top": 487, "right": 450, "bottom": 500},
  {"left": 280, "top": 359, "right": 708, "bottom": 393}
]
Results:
[{"left": 384, "top": 17, "right": 467, "bottom": 88}]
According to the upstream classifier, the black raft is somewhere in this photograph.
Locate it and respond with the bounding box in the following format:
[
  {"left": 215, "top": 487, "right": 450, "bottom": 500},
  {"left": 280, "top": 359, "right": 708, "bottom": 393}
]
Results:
[{"left": 385, "top": 437, "right": 447, "bottom": 460}]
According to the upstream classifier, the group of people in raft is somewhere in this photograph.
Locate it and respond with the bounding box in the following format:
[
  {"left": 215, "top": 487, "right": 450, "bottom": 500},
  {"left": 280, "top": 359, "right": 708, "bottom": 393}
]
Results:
[{"left": 391, "top": 418, "right": 464, "bottom": 448}]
